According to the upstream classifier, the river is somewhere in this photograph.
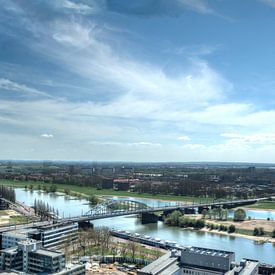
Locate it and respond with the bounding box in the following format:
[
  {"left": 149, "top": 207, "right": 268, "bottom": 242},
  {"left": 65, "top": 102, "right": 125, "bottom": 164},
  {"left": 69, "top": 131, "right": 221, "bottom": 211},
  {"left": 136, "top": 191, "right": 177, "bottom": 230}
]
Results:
[{"left": 15, "top": 188, "right": 275, "bottom": 264}]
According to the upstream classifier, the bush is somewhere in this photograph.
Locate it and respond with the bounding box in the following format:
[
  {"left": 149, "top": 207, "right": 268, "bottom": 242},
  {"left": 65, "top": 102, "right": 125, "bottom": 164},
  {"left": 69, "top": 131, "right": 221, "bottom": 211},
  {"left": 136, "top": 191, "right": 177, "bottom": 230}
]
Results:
[
  {"left": 228, "top": 224, "right": 236, "bottom": 233},
  {"left": 258, "top": 227, "right": 265, "bottom": 236},
  {"left": 253, "top": 227, "right": 259, "bottom": 236},
  {"left": 234, "top": 208, "right": 246, "bottom": 221},
  {"left": 272, "top": 229, "right": 275, "bottom": 238}
]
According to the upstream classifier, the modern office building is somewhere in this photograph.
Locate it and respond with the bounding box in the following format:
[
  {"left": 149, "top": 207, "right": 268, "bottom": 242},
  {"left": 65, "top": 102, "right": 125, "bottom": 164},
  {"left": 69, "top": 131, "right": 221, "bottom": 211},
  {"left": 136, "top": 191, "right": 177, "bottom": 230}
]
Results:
[
  {"left": 138, "top": 247, "right": 259, "bottom": 275},
  {"left": 0, "top": 239, "right": 85, "bottom": 274},
  {"left": 32, "top": 221, "right": 78, "bottom": 249},
  {"left": 1, "top": 221, "right": 78, "bottom": 250}
]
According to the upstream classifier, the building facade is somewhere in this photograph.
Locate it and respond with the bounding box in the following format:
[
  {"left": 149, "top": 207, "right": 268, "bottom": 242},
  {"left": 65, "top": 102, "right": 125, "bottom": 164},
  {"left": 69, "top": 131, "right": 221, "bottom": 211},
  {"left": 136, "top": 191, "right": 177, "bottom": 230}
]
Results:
[{"left": 0, "top": 239, "right": 85, "bottom": 275}]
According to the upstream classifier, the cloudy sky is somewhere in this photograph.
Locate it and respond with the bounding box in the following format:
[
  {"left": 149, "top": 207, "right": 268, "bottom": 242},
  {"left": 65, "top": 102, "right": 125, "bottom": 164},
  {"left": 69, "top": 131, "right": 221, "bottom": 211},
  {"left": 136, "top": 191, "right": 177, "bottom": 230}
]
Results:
[{"left": 1, "top": 0, "right": 275, "bottom": 162}]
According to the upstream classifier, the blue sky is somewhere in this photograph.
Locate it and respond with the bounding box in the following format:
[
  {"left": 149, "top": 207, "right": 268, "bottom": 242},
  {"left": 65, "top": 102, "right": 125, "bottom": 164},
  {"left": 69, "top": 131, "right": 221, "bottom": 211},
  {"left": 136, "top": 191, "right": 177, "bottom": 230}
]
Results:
[{"left": 1, "top": 0, "right": 275, "bottom": 162}]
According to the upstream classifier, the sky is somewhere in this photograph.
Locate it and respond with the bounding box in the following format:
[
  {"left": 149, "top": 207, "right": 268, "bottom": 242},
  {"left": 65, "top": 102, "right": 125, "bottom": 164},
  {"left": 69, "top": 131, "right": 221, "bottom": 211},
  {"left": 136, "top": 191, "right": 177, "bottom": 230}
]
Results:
[{"left": 1, "top": 0, "right": 275, "bottom": 162}]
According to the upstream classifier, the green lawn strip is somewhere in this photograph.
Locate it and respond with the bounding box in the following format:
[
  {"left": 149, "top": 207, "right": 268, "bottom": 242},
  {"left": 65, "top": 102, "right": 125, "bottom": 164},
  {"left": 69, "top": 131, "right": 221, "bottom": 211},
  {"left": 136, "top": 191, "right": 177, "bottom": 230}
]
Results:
[
  {"left": 0, "top": 179, "right": 214, "bottom": 203},
  {"left": 236, "top": 228, "right": 272, "bottom": 237},
  {"left": 246, "top": 202, "right": 275, "bottom": 210},
  {"left": 10, "top": 215, "right": 29, "bottom": 224}
]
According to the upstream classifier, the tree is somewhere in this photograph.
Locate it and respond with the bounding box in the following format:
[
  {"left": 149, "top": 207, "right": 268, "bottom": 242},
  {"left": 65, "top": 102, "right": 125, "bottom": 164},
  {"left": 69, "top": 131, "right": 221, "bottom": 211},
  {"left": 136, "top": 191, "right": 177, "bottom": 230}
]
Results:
[
  {"left": 233, "top": 208, "right": 246, "bottom": 221},
  {"left": 259, "top": 227, "right": 265, "bottom": 236},
  {"left": 228, "top": 224, "right": 236, "bottom": 233},
  {"left": 253, "top": 227, "right": 259, "bottom": 236},
  {"left": 128, "top": 240, "right": 138, "bottom": 260},
  {"left": 272, "top": 229, "right": 275, "bottom": 238},
  {"left": 88, "top": 195, "right": 99, "bottom": 206},
  {"left": 164, "top": 210, "right": 182, "bottom": 226}
]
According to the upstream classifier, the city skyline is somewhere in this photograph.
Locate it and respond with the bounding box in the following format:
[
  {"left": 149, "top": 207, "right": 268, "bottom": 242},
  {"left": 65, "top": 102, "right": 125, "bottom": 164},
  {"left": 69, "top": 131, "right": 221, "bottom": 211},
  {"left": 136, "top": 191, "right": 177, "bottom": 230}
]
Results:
[{"left": 1, "top": 0, "right": 275, "bottom": 162}]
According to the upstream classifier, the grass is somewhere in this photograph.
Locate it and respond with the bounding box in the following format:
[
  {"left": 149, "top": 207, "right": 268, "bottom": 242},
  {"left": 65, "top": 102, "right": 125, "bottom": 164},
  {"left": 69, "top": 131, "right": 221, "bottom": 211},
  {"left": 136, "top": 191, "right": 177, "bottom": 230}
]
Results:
[
  {"left": 0, "top": 179, "right": 215, "bottom": 203},
  {"left": 10, "top": 215, "right": 29, "bottom": 224},
  {"left": 0, "top": 210, "right": 29, "bottom": 227},
  {"left": 246, "top": 201, "right": 275, "bottom": 210}
]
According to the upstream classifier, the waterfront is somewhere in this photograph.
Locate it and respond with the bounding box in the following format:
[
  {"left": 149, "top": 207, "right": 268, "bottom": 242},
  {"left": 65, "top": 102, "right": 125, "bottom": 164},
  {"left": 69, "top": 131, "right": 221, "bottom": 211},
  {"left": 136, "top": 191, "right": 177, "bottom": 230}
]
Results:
[{"left": 15, "top": 188, "right": 275, "bottom": 264}]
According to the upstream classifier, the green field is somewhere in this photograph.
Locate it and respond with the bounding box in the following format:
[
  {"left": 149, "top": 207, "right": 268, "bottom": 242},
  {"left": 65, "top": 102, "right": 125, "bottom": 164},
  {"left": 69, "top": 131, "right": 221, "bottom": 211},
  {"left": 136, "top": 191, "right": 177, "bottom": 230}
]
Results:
[
  {"left": 0, "top": 179, "right": 214, "bottom": 203},
  {"left": 245, "top": 201, "right": 275, "bottom": 210}
]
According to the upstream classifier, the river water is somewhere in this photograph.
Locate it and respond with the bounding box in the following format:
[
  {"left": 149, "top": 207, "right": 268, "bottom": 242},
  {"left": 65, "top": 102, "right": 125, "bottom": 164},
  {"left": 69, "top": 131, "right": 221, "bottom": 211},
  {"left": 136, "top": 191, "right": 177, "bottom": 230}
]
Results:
[{"left": 15, "top": 188, "right": 275, "bottom": 264}]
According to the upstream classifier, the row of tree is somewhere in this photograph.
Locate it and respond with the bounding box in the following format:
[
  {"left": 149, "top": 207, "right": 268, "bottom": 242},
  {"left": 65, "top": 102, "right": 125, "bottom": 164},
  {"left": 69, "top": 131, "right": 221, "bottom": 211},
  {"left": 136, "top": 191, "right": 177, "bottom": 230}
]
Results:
[
  {"left": 34, "top": 199, "right": 58, "bottom": 220},
  {"left": 0, "top": 185, "right": 16, "bottom": 202},
  {"left": 62, "top": 227, "right": 162, "bottom": 262}
]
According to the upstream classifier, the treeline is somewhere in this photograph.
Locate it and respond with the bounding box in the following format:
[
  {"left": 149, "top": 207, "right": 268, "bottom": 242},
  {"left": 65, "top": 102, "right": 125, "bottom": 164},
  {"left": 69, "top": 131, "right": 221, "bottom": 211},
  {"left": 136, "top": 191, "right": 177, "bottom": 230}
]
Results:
[
  {"left": 135, "top": 181, "right": 247, "bottom": 199},
  {"left": 164, "top": 211, "right": 205, "bottom": 229},
  {"left": 34, "top": 199, "right": 58, "bottom": 220},
  {"left": 25, "top": 184, "right": 57, "bottom": 193},
  {"left": 0, "top": 185, "right": 15, "bottom": 202},
  {"left": 164, "top": 210, "right": 237, "bottom": 234}
]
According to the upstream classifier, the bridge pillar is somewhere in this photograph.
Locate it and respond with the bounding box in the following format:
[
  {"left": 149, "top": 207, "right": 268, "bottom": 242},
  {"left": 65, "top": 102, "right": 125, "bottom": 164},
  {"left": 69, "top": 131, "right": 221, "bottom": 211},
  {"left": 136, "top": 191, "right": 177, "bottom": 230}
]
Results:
[
  {"left": 0, "top": 199, "right": 9, "bottom": 210},
  {"left": 183, "top": 208, "right": 196, "bottom": 214},
  {"left": 198, "top": 207, "right": 209, "bottom": 214},
  {"left": 78, "top": 221, "right": 93, "bottom": 229},
  {"left": 222, "top": 204, "right": 234, "bottom": 209},
  {"left": 211, "top": 205, "right": 221, "bottom": 210},
  {"left": 141, "top": 213, "right": 159, "bottom": 224}
]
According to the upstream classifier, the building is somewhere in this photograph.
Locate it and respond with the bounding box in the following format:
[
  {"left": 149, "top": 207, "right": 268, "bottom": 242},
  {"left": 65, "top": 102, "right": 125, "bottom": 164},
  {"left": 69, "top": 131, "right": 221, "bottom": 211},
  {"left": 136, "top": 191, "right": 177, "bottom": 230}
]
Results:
[
  {"left": 1, "top": 222, "right": 78, "bottom": 250},
  {"left": 181, "top": 246, "right": 235, "bottom": 274},
  {"left": 1, "top": 230, "right": 30, "bottom": 249},
  {"left": 138, "top": 247, "right": 259, "bottom": 275},
  {"left": 0, "top": 239, "right": 85, "bottom": 275},
  {"left": 113, "top": 179, "right": 130, "bottom": 191},
  {"left": 138, "top": 250, "right": 181, "bottom": 275},
  {"left": 32, "top": 221, "right": 78, "bottom": 249},
  {"left": 96, "top": 176, "right": 114, "bottom": 189}
]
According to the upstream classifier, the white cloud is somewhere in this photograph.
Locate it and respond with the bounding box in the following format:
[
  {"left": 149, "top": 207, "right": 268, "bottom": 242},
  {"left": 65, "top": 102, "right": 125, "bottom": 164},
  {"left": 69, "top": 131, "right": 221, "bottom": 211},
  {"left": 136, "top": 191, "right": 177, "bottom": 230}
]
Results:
[
  {"left": 221, "top": 132, "right": 275, "bottom": 144},
  {"left": 0, "top": 78, "right": 51, "bottom": 98},
  {"left": 40, "top": 134, "right": 54, "bottom": 139},
  {"left": 260, "top": 0, "right": 275, "bottom": 8},
  {"left": 177, "top": 135, "right": 190, "bottom": 141},
  {"left": 178, "top": 0, "right": 216, "bottom": 15},
  {"left": 2, "top": 13, "right": 275, "bottom": 161},
  {"left": 61, "top": 0, "right": 97, "bottom": 14}
]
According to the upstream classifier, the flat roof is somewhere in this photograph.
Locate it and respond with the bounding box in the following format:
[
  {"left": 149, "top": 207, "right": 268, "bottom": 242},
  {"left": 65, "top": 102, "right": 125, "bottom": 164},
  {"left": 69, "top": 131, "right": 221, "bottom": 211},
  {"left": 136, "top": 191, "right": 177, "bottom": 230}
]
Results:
[
  {"left": 186, "top": 246, "right": 234, "bottom": 258},
  {"left": 0, "top": 246, "right": 18, "bottom": 254},
  {"left": 159, "top": 261, "right": 181, "bottom": 275},
  {"left": 34, "top": 249, "right": 63, "bottom": 258},
  {"left": 141, "top": 252, "right": 179, "bottom": 275}
]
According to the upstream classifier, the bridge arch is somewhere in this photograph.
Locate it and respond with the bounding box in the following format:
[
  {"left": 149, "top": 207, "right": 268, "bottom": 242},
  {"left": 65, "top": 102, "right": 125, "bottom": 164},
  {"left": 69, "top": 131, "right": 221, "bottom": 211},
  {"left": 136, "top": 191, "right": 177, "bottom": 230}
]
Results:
[{"left": 84, "top": 199, "right": 152, "bottom": 217}]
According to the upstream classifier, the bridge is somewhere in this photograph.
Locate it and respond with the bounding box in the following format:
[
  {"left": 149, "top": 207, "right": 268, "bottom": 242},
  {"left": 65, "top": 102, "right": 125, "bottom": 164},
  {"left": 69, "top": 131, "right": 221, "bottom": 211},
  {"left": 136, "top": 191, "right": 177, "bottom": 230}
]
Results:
[{"left": 65, "top": 197, "right": 264, "bottom": 224}]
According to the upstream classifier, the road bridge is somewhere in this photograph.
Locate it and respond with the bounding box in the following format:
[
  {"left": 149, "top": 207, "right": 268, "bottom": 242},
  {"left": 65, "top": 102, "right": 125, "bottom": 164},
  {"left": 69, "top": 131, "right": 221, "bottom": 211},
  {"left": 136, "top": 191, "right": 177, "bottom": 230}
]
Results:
[{"left": 65, "top": 197, "right": 264, "bottom": 223}]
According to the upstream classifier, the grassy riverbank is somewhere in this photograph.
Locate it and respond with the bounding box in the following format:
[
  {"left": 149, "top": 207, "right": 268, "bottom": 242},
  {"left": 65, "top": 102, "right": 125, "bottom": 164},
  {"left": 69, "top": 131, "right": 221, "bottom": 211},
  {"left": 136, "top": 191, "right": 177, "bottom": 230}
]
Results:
[
  {"left": 245, "top": 201, "right": 275, "bottom": 210},
  {"left": 0, "top": 179, "right": 215, "bottom": 203}
]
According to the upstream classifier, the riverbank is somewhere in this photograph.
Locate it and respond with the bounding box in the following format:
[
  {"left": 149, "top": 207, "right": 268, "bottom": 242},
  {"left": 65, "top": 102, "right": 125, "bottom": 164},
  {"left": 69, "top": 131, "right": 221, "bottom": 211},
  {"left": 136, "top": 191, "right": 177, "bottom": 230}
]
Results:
[
  {"left": 0, "top": 179, "right": 215, "bottom": 203},
  {"left": 244, "top": 201, "right": 275, "bottom": 211},
  {"left": 200, "top": 227, "right": 275, "bottom": 244}
]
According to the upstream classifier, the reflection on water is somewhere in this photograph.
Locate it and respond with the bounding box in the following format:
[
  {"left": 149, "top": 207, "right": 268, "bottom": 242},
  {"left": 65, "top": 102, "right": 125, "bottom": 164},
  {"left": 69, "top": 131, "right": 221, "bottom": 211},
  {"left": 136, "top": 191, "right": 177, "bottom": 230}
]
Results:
[{"left": 15, "top": 188, "right": 275, "bottom": 264}]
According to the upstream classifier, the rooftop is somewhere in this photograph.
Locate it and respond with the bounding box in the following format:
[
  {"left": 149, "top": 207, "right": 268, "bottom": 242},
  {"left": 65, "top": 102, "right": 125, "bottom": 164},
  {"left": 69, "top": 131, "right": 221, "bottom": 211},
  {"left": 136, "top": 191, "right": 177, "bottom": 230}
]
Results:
[
  {"left": 34, "top": 248, "right": 63, "bottom": 258},
  {"left": 140, "top": 251, "right": 179, "bottom": 275},
  {"left": 186, "top": 246, "right": 234, "bottom": 258}
]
